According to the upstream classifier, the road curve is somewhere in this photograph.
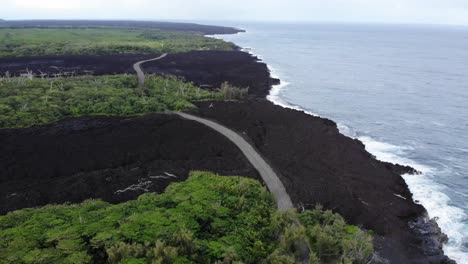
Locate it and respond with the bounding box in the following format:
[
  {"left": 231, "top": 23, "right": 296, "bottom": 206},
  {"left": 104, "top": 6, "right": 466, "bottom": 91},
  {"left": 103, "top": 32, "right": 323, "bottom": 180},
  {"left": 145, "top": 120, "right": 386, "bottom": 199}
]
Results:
[
  {"left": 132, "top": 55, "right": 293, "bottom": 210},
  {"left": 174, "top": 112, "right": 294, "bottom": 210},
  {"left": 175, "top": 113, "right": 309, "bottom": 263},
  {"left": 133, "top": 59, "right": 309, "bottom": 261},
  {"left": 133, "top": 53, "right": 168, "bottom": 86}
]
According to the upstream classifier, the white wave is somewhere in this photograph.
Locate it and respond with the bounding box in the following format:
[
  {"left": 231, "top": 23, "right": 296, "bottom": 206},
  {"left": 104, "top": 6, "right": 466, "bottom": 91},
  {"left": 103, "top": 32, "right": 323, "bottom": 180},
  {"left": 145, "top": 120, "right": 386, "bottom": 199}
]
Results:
[
  {"left": 265, "top": 65, "right": 320, "bottom": 116},
  {"left": 241, "top": 47, "right": 256, "bottom": 57},
  {"left": 339, "top": 125, "right": 468, "bottom": 263},
  {"left": 358, "top": 136, "right": 433, "bottom": 174},
  {"left": 232, "top": 42, "right": 319, "bottom": 117},
  {"left": 342, "top": 128, "right": 468, "bottom": 262},
  {"left": 403, "top": 173, "right": 468, "bottom": 263}
]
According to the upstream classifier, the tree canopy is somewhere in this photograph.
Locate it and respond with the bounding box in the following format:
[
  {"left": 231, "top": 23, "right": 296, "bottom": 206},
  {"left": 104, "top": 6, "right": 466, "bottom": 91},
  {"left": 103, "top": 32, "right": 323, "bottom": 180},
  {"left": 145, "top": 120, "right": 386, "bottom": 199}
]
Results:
[{"left": 0, "top": 171, "right": 373, "bottom": 264}]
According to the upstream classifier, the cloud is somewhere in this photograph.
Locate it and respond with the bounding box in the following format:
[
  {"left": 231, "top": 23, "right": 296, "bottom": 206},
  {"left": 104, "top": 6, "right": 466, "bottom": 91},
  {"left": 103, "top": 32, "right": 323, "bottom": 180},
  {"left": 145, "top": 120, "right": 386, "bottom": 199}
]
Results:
[
  {"left": 10, "top": 0, "right": 144, "bottom": 10},
  {"left": 2, "top": 0, "right": 468, "bottom": 26},
  {"left": 14, "top": 0, "right": 82, "bottom": 9}
]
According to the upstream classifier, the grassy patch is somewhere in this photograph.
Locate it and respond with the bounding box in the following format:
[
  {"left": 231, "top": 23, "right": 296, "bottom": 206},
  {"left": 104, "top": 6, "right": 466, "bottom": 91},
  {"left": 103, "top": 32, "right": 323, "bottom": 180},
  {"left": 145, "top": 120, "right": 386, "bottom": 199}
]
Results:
[
  {"left": 0, "top": 28, "right": 235, "bottom": 57},
  {"left": 0, "top": 172, "right": 373, "bottom": 264},
  {"left": 0, "top": 75, "right": 221, "bottom": 128}
]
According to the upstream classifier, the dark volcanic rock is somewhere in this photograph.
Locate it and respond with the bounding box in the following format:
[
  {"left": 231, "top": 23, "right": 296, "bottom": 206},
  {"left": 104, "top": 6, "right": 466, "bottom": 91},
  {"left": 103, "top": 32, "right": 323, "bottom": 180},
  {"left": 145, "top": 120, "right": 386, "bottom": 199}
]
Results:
[
  {"left": 0, "top": 114, "right": 258, "bottom": 214},
  {"left": 193, "top": 100, "right": 450, "bottom": 264},
  {"left": 0, "top": 54, "right": 157, "bottom": 77},
  {"left": 409, "top": 215, "right": 454, "bottom": 263},
  {"left": 143, "top": 51, "right": 279, "bottom": 97},
  {"left": 385, "top": 162, "right": 422, "bottom": 175},
  {"left": 0, "top": 51, "right": 277, "bottom": 98}
]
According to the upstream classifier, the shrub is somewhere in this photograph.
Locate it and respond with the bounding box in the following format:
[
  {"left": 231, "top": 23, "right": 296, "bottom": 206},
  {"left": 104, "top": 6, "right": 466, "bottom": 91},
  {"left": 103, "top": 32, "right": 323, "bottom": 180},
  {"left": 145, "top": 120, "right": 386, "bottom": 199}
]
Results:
[
  {"left": 220, "top": 82, "right": 249, "bottom": 100},
  {"left": 299, "top": 207, "right": 374, "bottom": 264}
]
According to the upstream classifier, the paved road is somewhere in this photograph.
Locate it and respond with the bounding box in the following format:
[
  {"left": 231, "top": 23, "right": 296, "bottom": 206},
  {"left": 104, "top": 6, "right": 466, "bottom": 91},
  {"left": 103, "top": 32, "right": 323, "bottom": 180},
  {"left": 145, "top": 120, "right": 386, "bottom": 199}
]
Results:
[
  {"left": 132, "top": 55, "right": 293, "bottom": 210},
  {"left": 133, "top": 53, "right": 168, "bottom": 86},
  {"left": 133, "top": 59, "right": 309, "bottom": 261},
  {"left": 175, "top": 112, "right": 294, "bottom": 210}
]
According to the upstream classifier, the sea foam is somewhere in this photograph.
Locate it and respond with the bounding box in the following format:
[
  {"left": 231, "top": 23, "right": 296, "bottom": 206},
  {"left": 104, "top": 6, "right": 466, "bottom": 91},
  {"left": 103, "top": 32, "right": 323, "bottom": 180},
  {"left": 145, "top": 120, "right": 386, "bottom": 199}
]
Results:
[{"left": 341, "top": 125, "right": 467, "bottom": 264}]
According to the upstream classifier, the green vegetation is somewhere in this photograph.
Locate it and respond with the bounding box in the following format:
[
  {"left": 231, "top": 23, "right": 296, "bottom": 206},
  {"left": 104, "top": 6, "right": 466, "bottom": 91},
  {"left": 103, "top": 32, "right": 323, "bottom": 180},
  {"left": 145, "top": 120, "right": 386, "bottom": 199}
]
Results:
[
  {"left": 300, "top": 207, "right": 374, "bottom": 263},
  {"left": 220, "top": 81, "right": 249, "bottom": 100},
  {"left": 0, "top": 171, "right": 373, "bottom": 264},
  {"left": 0, "top": 75, "right": 221, "bottom": 128},
  {"left": 0, "top": 28, "right": 235, "bottom": 57}
]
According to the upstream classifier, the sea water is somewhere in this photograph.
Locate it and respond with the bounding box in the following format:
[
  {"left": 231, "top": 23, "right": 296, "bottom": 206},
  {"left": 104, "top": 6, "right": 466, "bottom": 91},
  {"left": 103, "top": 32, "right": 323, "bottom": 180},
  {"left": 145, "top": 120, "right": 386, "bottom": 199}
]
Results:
[{"left": 212, "top": 22, "right": 468, "bottom": 263}]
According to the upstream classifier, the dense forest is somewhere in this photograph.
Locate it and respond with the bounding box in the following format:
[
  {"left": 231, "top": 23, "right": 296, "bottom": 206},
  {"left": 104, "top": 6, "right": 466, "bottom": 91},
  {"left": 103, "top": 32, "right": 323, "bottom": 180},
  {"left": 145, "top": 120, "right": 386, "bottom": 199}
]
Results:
[{"left": 0, "top": 172, "right": 373, "bottom": 264}]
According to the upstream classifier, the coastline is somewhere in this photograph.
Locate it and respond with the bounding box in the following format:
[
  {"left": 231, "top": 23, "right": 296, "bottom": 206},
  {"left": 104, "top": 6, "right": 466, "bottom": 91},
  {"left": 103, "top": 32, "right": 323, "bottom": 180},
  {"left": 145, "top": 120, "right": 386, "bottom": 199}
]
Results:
[
  {"left": 0, "top": 26, "right": 457, "bottom": 262},
  {"left": 267, "top": 63, "right": 466, "bottom": 263},
  {"left": 266, "top": 70, "right": 456, "bottom": 263},
  {"left": 210, "top": 31, "right": 456, "bottom": 263}
]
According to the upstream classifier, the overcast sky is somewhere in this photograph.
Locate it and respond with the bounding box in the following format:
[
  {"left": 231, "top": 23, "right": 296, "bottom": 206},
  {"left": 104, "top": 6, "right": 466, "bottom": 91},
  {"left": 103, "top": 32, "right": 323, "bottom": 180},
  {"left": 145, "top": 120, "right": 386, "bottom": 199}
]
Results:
[{"left": 2, "top": 0, "right": 468, "bottom": 26}]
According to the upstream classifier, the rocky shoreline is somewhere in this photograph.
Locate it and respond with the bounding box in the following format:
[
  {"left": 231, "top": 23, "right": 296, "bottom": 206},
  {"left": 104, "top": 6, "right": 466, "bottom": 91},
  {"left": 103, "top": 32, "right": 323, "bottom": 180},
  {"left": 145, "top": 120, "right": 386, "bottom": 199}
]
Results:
[
  {"left": 194, "top": 100, "right": 453, "bottom": 264},
  {"left": 0, "top": 49, "right": 454, "bottom": 263}
]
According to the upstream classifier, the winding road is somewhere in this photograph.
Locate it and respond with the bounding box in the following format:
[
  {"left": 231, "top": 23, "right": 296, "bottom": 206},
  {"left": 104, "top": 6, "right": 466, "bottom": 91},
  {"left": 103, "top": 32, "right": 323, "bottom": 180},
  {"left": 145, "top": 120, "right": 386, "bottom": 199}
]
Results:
[
  {"left": 133, "top": 53, "right": 168, "bottom": 86},
  {"left": 175, "top": 112, "right": 312, "bottom": 261},
  {"left": 132, "top": 54, "right": 293, "bottom": 210},
  {"left": 175, "top": 112, "right": 294, "bottom": 210},
  {"left": 133, "top": 56, "right": 309, "bottom": 261}
]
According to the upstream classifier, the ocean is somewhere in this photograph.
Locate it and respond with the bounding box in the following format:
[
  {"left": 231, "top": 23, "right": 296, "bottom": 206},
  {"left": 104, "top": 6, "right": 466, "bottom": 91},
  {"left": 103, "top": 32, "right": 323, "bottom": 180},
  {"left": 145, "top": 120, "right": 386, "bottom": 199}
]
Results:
[{"left": 212, "top": 22, "right": 468, "bottom": 263}]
